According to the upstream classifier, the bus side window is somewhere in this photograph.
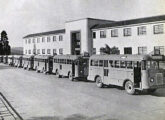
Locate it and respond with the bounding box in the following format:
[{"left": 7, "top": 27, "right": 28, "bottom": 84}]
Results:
[
  {"left": 126, "top": 61, "right": 133, "bottom": 69},
  {"left": 104, "top": 60, "right": 108, "bottom": 67},
  {"left": 104, "top": 69, "right": 109, "bottom": 76},
  {"left": 120, "top": 61, "right": 126, "bottom": 68},
  {"left": 115, "top": 61, "right": 120, "bottom": 68},
  {"left": 90, "top": 60, "right": 94, "bottom": 66},
  {"left": 109, "top": 60, "right": 114, "bottom": 67},
  {"left": 95, "top": 60, "right": 98, "bottom": 66},
  {"left": 99, "top": 60, "right": 103, "bottom": 66}
]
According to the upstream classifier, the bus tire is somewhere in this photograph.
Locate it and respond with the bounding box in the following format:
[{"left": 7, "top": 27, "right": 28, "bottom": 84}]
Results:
[
  {"left": 125, "top": 81, "right": 135, "bottom": 95},
  {"left": 96, "top": 76, "right": 103, "bottom": 88}
]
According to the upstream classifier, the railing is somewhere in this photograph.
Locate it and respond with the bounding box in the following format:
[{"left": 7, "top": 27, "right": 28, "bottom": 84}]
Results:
[{"left": 0, "top": 92, "right": 23, "bottom": 120}]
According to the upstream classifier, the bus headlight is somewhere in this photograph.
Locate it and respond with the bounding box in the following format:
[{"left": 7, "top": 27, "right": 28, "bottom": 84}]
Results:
[{"left": 150, "top": 78, "right": 154, "bottom": 82}]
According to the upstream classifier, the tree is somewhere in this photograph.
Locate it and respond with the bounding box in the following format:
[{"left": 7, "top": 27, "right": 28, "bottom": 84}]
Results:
[
  {"left": 0, "top": 30, "right": 11, "bottom": 55},
  {"left": 100, "top": 44, "right": 120, "bottom": 55}
]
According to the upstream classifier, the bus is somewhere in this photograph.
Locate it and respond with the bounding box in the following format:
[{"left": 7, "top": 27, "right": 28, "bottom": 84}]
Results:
[
  {"left": 3, "top": 55, "right": 8, "bottom": 64},
  {"left": 13, "top": 55, "right": 23, "bottom": 67},
  {"left": 53, "top": 55, "right": 89, "bottom": 80},
  {"left": 8, "top": 55, "right": 14, "bottom": 66},
  {"left": 22, "top": 55, "right": 34, "bottom": 70},
  {"left": 33, "top": 55, "right": 53, "bottom": 74},
  {"left": 87, "top": 54, "right": 165, "bottom": 94}
]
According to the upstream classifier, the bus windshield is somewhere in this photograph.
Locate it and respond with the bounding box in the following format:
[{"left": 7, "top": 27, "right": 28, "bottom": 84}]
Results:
[{"left": 146, "top": 60, "right": 165, "bottom": 69}]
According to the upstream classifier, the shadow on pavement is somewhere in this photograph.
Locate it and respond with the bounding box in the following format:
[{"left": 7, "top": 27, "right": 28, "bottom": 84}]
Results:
[
  {"left": 0, "top": 65, "right": 16, "bottom": 70},
  {"left": 28, "top": 114, "right": 116, "bottom": 120}
]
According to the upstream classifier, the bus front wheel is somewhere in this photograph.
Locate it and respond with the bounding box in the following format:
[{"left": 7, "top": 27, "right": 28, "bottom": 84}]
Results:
[
  {"left": 96, "top": 76, "right": 103, "bottom": 88},
  {"left": 125, "top": 81, "right": 135, "bottom": 95}
]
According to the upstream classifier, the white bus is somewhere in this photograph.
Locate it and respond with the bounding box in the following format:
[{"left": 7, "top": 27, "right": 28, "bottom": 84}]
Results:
[
  {"left": 87, "top": 54, "right": 165, "bottom": 94},
  {"left": 22, "top": 55, "right": 34, "bottom": 70},
  {"left": 33, "top": 55, "right": 53, "bottom": 74},
  {"left": 53, "top": 55, "right": 89, "bottom": 80},
  {"left": 13, "top": 55, "right": 22, "bottom": 67}
]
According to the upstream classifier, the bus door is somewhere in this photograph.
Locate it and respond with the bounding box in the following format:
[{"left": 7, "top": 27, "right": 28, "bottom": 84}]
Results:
[
  {"left": 103, "top": 60, "right": 109, "bottom": 84},
  {"left": 78, "top": 58, "right": 89, "bottom": 78},
  {"left": 133, "top": 61, "right": 141, "bottom": 87},
  {"left": 48, "top": 58, "right": 53, "bottom": 72},
  {"left": 72, "top": 61, "right": 75, "bottom": 77}
]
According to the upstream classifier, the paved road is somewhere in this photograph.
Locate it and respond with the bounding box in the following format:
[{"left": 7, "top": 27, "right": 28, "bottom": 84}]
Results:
[{"left": 0, "top": 63, "right": 165, "bottom": 120}]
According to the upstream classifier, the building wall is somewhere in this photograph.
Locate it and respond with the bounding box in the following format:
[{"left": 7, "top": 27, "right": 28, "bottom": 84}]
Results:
[
  {"left": 92, "top": 21, "right": 165, "bottom": 55},
  {"left": 23, "top": 33, "right": 66, "bottom": 55}
]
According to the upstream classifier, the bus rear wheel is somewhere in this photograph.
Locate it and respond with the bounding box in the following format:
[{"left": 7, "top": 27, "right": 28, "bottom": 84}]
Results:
[
  {"left": 125, "top": 81, "right": 135, "bottom": 95},
  {"left": 96, "top": 76, "right": 103, "bottom": 88}
]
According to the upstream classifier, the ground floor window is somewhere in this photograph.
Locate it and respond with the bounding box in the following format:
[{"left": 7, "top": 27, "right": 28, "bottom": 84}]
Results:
[
  {"left": 42, "top": 49, "right": 45, "bottom": 54},
  {"left": 37, "top": 49, "right": 40, "bottom": 54},
  {"left": 124, "top": 47, "right": 132, "bottom": 54},
  {"left": 138, "top": 47, "right": 147, "bottom": 54},
  {"left": 47, "top": 49, "right": 51, "bottom": 54},
  {"left": 59, "top": 48, "right": 63, "bottom": 55},
  {"left": 53, "top": 49, "right": 57, "bottom": 55},
  {"left": 28, "top": 50, "right": 31, "bottom": 54},
  {"left": 154, "top": 46, "right": 164, "bottom": 55}
]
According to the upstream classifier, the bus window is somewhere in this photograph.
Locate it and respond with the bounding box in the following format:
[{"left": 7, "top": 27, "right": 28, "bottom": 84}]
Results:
[
  {"left": 115, "top": 61, "right": 120, "bottom": 68},
  {"left": 126, "top": 61, "right": 133, "bottom": 69},
  {"left": 99, "top": 60, "right": 103, "bottom": 66},
  {"left": 109, "top": 60, "right": 114, "bottom": 67},
  {"left": 120, "top": 61, "right": 126, "bottom": 68},
  {"left": 147, "top": 61, "right": 158, "bottom": 69},
  {"left": 104, "top": 60, "right": 108, "bottom": 67}
]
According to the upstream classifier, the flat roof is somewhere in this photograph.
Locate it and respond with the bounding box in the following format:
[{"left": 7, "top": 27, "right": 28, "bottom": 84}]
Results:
[
  {"left": 92, "top": 15, "right": 165, "bottom": 29},
  {"left": 23, "top": 29, "right": 65, "bottom": 39}
]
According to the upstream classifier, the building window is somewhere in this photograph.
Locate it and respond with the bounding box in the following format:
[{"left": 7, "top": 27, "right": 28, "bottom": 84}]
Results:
[
  {"left": 92, "top": 48, "right": 96, "bottom": 54},
  {"left": 59, "top": 48, "right": 63, "bottom": 54},
  {"left": 93, "top": 32, "right": 96, "bottom": 39},
  {"left": 154, "top": 24, "right": 164, "bottom": 34},
  {"left": 28, "top": 39, "right": 31, "bottom": 44},
  {"left": 47, "top": 49, "right": 51, "bottom": 54},
  {"left": 111, "top": 29, "right": 118, "bottom": 37},
  {"left": 53, "top": 36, "right": 56, "bottom": 41},
  {"left": 25, "top": 39, "right": 27, "bottom": 44},
  {"left": 37, "top": 49, "right": 40, "bottom": 54},
  {"left": 154, "top": 46, "right": 164, "bottom": 55},
  {"left": 124, "top": 28, "right": 131, "bottom": 36},
  {"left": 100, "top": 31, "right": 106, "bottom": 38},
  {"left": 37, "top": 38, "right": 40, "bottom": 43},
  {"left": 138, "top": 26, "right": 146, "bottom": 35},
  {"left": 33, "top": 38, "right": 35, "bottom": 43},
  {"left": 28, "top": 50, "right": 31, "bottom": 54},
  {"left": 42, "top": 49, "right": 45, "bottom": 54},
  {"left": 53, "top": 49, "right": 57, "bottom": 55},
  {"left": 47, "top": 36, "right": 51, "bottom": 42},
  {"left": 25, "top": 50, "right": 27, "bottom": 54},
  {"left": 124, "top": 47, "right": 132, "bottom": 54},
  {"left": 138, "top": 47, "right": 147, "bottom": 54},
  {"left": 59, "top": 35, "right": 63, "bottom": 41},
  {"left": 42, "top": 37, "right": 45, "bottom": 42}
]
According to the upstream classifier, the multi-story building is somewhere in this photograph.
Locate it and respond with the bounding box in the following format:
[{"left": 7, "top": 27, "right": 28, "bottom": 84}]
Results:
[
  {"left": 23, "top": 18, "right": 113, "bottom": 55},
  {"left": 23, "top": 15, "right": 165, "bottom": 56},
  {"left": 92, "top": 15, "right": 165, "bottom": 55}
]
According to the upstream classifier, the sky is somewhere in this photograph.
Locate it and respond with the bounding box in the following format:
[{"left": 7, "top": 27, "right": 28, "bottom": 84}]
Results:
[{"left": 0, "top": 0, "right": 165, "bottom": 47}]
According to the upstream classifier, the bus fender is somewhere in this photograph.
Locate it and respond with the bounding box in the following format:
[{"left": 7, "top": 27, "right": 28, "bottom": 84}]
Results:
[
  {"left": 95, "top": 75, "right": 100, "bottom": 82},
  {"left": 123, "top": 79, "right": 131, "bottom": 87}
]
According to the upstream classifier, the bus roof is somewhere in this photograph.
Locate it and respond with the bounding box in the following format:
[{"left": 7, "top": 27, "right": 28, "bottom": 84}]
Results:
[
  {"left": 90, "top": 54, "right": 152, "bottom": 61},
  {"left": 34, "top": 55, "right": 52, "bottom": 59},
  {"left": 22, "top": 55, "right": 34, "bottom": 59},
  {"left": 53, "top": 55, "right": 82, "bottom": 60},
  {"left": 14, "top": 55, "right": 22, "bottom": 58}
]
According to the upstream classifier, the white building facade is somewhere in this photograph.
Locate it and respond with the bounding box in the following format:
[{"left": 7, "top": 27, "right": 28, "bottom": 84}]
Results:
[
  {"left": 92, "top": 15, "right": 165, "bottom": 55},
  {"left": 23, "top": 15, "right": 165, "bottom": 56}
]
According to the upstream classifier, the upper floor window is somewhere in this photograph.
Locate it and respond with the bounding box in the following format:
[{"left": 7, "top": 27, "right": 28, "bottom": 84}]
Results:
[
  {"left": 154, "top": 24, "right": 164, "bottom": 34},
  {"left": 25, "top": 39, "right": 27, "bottom": 44},
  {"left": 59, "top": 35, "right": 63, "bottom": 41},
  {"left": 138, "top": 46, "right": 147, "bottom": 54},
  {"left": 37, "top": 49, "right": 40, "bottom": 54},
  {"left": 28, "top": 39, "right": 31, "bottom": 44},
  {"left": 53, "top": 49, "right": 57, "bottom": 55},
  {"left": 138, "top": 26, "right": 146, "bottom": 35},
  {"left": 33, "top": 38, "right": 35, "bottom": 43},
  {"left": 53, "top": 36, "right": 56, "bottom": 41},
  {"left": 123, "top": 28, "right": 131, "bottom": 36},
  {"left": 42, "top": 49, "right": 45, "bottom": 54},
  {"left": 37, "top": 38, "right": 40, "bottom": 43},
  {"left": 111, "top": 29, "right": 118, "bottom": 37},
  {"left": 47, "top": 49, "right": 51, "bottom": 54},
  {"left": 47, "top": 36, "right": 51, "bottom": 42},
  {"left": 100, "top": 31, "right": 106, "bottom": 38},
  {"left": 59, "top": 48, "right": 63, "bottom": 54},
  {"left": 93, "top": 32, "right": 96, "bottom": 39},
  {"left": 42, "top": 37, "right": 45, "bottom": 42}
]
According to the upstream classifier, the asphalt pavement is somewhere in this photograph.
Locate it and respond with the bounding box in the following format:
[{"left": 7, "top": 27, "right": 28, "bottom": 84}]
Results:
[{"left": 0, "top": 63, "right": 165, "bottom": 120}]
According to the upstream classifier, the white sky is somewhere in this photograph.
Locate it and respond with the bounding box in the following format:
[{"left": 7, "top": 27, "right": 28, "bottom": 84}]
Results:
[{"left": 0, "top": 0, "right": 165, "bottom": 47}]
